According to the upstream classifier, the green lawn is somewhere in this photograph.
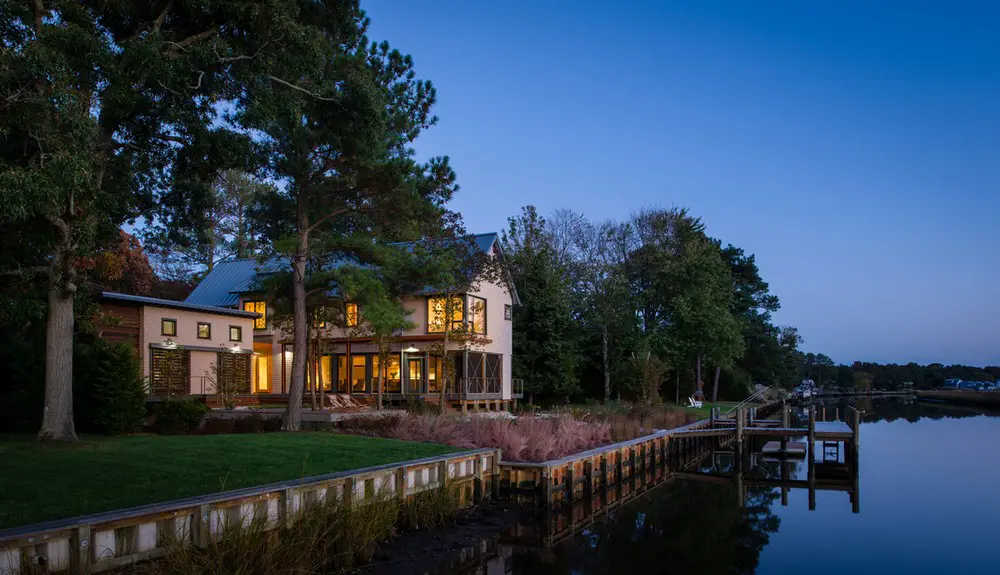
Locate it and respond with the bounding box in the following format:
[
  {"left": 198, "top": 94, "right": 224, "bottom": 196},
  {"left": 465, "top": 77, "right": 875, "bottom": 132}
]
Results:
[
  {"left": 0, "top": 432, "right": 456, "bottom": 530},
  {"left": 677, "top": 401, "right": 744, "bottom": 419}
]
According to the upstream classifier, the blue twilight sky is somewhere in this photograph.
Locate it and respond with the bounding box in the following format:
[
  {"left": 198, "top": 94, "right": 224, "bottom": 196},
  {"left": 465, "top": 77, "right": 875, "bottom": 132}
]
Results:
[{"left": 362, "top": 0, "right": 999, "bottom": 367}]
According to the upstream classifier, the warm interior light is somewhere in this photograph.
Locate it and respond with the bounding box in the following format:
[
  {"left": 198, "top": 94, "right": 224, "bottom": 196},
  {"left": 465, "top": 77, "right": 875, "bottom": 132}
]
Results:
[{"left": 403, "top": 346, "right": 419, "bottom": 353}]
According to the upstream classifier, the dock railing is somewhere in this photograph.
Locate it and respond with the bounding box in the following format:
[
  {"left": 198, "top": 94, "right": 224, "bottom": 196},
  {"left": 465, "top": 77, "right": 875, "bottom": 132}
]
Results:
[{"left": 0, "top": 448, "right": 500, "bottom": 575}]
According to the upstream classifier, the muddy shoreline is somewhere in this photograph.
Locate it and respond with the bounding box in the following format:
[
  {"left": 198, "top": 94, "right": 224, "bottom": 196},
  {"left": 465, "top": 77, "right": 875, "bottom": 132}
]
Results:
[{"left": 356, "top": 503, "right": 538, "bottom": 574}]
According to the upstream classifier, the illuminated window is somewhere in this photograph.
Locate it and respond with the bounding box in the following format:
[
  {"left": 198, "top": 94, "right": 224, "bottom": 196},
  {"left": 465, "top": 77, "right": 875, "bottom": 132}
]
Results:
[
  {"left": 242, "top": 301, "right": 267, "bottom": 330},
  {"left": 427, "top": 295, "right": 464, "bottom": 333},
  {"left": 345, "top": 303, "right": 359, "bottom": 327},
  {"left": 336, "top": 355, "right": 348, "bottom": 393},
  {"left": 469, "top": 296, "right": 486, "bottom": 335},
  {"left": 229, "top": 326, "right": 242, "bottom": 342},
  {"left": 197, "top": 322, "right": 211, "bottom": 339},
  {"left": 161, "top": 318, "right": 176, "bottom": 336},
  {"left": 312, "top": 308, "right": 327, "bottom": 329},
  {"left": 352, "top": 355, "right": 366, "bottom": 392}
]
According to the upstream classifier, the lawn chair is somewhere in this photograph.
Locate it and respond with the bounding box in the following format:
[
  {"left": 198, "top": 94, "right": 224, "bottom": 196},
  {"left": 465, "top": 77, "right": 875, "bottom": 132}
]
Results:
[{"left": 688, "top": 396, "right": 703, "bottom": 409}]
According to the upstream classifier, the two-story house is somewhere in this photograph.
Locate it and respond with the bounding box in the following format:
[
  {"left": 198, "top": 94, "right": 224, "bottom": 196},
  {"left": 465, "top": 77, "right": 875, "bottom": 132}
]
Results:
[{"left": 115, "top": 233, "right": 520, "bottom": 411}]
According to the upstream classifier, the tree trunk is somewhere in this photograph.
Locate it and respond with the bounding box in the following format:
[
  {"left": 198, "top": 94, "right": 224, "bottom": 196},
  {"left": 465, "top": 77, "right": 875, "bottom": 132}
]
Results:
[
  {"left": 601, "top": 325, "right": 611, "bottom": 402},
  {"left": 712, "top": 365, "right": 721, "bottom": 403},
  {"left": 675, "top": 370, "right": 680, "bottom": 405},
  {"left": 317, "top": 337, "right": 325, "bottom": 410},
  {"left": 308, "top": 335, "right": 317, "bottom": 411},
  {"left": 38, "top": 285, "right": 77, "bottom": 442},
  {"left": 282, "top": 226, "right": 308, "bottom": 431},
  {"left": 377, "top": 350, "right": 384, "bottom": 411}
]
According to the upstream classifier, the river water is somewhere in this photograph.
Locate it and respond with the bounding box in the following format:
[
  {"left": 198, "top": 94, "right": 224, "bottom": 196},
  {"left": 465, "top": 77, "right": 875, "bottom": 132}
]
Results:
[{"left": 437, "top": 398, "right": 1000, "bottom": 574}]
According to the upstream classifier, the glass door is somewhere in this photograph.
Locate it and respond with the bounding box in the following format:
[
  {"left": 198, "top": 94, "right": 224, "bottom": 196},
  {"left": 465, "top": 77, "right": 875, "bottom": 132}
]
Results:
[{"left": 407, "top": 358, "right": 424, "bottom": 394}]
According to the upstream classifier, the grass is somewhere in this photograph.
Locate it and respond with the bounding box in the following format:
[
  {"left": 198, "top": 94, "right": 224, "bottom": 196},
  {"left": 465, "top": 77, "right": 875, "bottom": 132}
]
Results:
[
  {"left": 677, "top": 401, "right": 744, "bottom": 418},
  {"left": 0, "top": 432, "right": 456, "bottom": 530}
]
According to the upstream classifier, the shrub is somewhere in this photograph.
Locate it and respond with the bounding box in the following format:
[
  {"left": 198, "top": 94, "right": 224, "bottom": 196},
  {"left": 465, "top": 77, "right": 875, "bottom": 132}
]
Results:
[
  {"left": 152, "top": 399, "right": 210, "bottom": 434},
  {"left": 74, "top": 339, "right": 147, "bottom": 435}
]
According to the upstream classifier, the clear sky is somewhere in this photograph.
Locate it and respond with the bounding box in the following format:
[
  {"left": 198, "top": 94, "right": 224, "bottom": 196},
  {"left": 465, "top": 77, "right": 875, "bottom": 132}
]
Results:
[{"left": 362, "top": 0, "right": 999, "bottom": 367}]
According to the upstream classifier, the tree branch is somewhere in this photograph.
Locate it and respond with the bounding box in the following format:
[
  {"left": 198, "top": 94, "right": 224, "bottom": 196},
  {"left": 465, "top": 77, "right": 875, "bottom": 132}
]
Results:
[
  {"left": 268, "top": 76, "right": 342, "bottom": 105},
  {"left": 153, "top": 0, "right": 174, "bottom": 31},
  {"left": 0, "top": 264, "right": 49, "bottom": 277},
  {"left": 164, "top": 28, "right": 217, "bottom": 54},
  {"left": 33, "top": 0, "right": 44, "bottom": 35}
]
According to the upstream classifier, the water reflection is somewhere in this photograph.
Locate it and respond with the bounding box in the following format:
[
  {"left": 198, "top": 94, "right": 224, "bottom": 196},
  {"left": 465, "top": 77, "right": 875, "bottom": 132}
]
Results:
[{"left": 433, "top": 398, "right": 1000, "bottom": 574}]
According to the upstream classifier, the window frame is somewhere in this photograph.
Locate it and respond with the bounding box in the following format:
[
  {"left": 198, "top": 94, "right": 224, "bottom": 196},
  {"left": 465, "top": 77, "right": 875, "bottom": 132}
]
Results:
[
  {"left": 161, "top": 318, "right": 177, "bottom": 337},
  {"left": 242, "top": 300, "right": 267, "bottom": 330},
  {"left": 504, "top": 304, "right": 512, "bottom": 321},
  {"left": 426, "top": 295, "right": 465, "bottom": 334},
  {"left": 229, "top": 325, "right": 243, "bottom": 342},
  {"left": 196, "top": 322, "right": 212, "bottom": 340},
  {"left": 469, "top": 296, "right": 487, "bottom": 335}
]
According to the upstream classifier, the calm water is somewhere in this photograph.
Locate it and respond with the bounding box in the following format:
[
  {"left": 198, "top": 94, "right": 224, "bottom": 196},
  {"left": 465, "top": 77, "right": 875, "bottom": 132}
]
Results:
[{"left": 446, "top": 398, "right": 1000, "bottom": 574}]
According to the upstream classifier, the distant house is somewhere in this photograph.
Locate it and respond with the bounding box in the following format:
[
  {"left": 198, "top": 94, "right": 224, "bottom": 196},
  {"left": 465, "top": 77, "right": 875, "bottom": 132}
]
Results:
[
  {"left": 943, "top": 378, "right": 962, "bottom": 389},
  {"left": 103, "top": 233, "right": 521, "bottom": 410}
]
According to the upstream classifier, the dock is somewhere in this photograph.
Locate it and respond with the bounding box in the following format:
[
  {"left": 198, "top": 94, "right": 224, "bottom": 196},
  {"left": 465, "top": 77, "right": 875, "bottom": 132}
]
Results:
[{"left": 667, "top": 403, "right": 861, "bottom": 513}]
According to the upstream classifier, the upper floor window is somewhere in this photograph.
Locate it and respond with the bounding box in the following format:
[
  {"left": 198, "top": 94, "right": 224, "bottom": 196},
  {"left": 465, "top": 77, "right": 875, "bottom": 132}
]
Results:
[
  {"left": 312, "top": 307, "right": 327, "bottom": 329},
  {"left": 229, "top": 326, "right": 242, "bottom": 342},
  {"left": 504, "top": 304, "right": 512, "bottom": 321},
  {"left": 469, "top": 296, "right": 486, "bottom": 335},
  {"left": 427, "top": 295, "right": 464, "bottom": 333},
  {"left": 345, "top": 303, "right": 359, "bottom": 327},
  {"left": 197, "top": 322, "right": 211, "bottom": 339},
  {"left": 242, "top": 300, "right": 267, "bottom": 330},
  {"left": 161, "top": 318, "right": 177, "bottom": 336}
]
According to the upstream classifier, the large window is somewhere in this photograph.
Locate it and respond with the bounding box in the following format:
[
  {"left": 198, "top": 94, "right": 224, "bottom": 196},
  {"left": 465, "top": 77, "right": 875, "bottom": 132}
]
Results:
[
  {"left": 242, "top": 300, "right": 267, "bottom": 330},
  {"left": 469, "top": 296, "right": 486, "bottom": 335},
  {"left": 345, "top": 303, "right": 359, "bottom": 327},
  {"left": 383, "top": 356, "right": 401, "bottom": 393},
  {"left": 427, "top": 295, "right": 464, "bottom": 333},
  {"left": 336, "top": 356, "right": 348, "bottom": 393},
  {"left": 351, "top": 355, "right": 367, "bottom": 392}
]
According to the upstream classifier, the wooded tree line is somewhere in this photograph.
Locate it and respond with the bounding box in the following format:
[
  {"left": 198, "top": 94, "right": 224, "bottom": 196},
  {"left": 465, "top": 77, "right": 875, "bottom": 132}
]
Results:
[
  {"left": 0, "top": 0, "right": 480, "bottom": 441},
  {"left": 499, "top": 206, "right": 805, "bottom": 404},
  {"left": 796, "top": 356, "right": 1000, "bottom": 391}
]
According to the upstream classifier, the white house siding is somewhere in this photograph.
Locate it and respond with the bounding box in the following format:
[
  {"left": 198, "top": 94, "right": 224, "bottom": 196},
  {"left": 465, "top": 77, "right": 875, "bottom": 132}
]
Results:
[
  {"left": 468, "top": 276, "right": 514, "bottom": 399},
  {"left": 139, "top": 305, "right": 254, "bottom": 391}
]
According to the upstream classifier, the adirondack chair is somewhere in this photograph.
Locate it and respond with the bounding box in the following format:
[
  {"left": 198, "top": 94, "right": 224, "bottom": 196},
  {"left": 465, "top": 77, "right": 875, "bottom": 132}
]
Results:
[{"left": 688, "top": 396, "right": 703, "bottom": 409}]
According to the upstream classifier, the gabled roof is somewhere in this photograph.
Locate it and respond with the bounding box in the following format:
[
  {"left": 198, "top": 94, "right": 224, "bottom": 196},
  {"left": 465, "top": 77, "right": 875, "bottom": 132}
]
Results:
[
  {"left": 184, "top": 233, "right": 519, "bottom": 307},
  {"left": 101, "top": 292, "right": 260, "bottom": 319}
]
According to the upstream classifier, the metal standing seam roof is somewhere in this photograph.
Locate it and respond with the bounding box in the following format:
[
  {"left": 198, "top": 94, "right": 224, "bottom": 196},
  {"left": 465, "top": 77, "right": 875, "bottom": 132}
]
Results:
[
  {"left": 183, "top": 233, "right": 519, "bottom": 308},
  {"left": 101, "top": 292, "right": 261, "bottom": 319},
  {"left": 183, "top": 258, "right": 284, "bottom": 308}
]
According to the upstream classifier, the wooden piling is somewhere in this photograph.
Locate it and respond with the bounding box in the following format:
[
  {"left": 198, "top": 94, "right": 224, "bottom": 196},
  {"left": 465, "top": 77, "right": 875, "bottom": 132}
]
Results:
[
  {"left": 736, "top": 407, "right": 744, "bottom": 444},
  {"left": 583, "top": 460, "right": 594, "bottom": 499},
  {"left": 808, "top": 407, "right": 816, "bottom": 510},
  {"left": 565, "top": 465, "right": 575, "bottom": 504}
]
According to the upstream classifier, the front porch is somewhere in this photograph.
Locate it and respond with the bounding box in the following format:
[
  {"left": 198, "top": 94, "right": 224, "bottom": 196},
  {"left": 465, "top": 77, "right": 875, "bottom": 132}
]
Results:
[{"left": 185, "top": 377, "right": 525, "bottom": 412}]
